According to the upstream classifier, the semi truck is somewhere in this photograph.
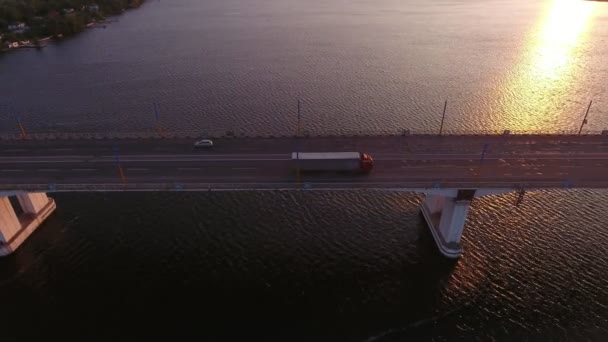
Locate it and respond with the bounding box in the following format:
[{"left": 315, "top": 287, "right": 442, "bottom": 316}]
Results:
[{"left": 291, "top": 152, "right": 374, "bottom": 173}]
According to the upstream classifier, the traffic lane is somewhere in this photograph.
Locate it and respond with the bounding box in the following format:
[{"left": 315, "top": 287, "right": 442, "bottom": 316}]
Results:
[
  {"left": 0, "top": 160, "right": 295, "bottom": 184},
  {"left": 1, "top": 168, "right": 606, "bottom": 186},
  {"left": 0, "top": 157, "right": 593, "bottom": 175},
  {"left": 4, "top": 151, "right": 608, "bottom": 165},
  {"left": 2, "top": 156, "right": 608, "bottom": 174},
  {"left": 0, "top": 137, "right": 362, "bottom": 156},
  {"left": 2, "top": 158, "right": 606, "bottom": 185},
  {"left": 375, "top": 157, "right": 608, "bottom": 169},
  {"left": 0, "top": 154, "right": 290, "bottom": 165},
  {"left": 2, "top": 169, "right": 603, "bottom": 187},
  {"left": 0, "top": 158, "right": 290, "bottom": 170},
  {"left": 6, "top": 152, "right": 608, "bottom": 166},
  {"left": 0, "top": 158, "right": 480, "bottom": 184},
  {"left": 371, "top": 158, "right": 608, "bottom": 181},
  {"left": 3, "top": 135, "right": 608, "bottom": 157}
]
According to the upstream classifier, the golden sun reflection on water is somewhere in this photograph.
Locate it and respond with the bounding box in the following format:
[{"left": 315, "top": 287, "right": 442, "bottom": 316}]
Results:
[
  {"left": 496, "top": 0, "right": 596, "bottom": 132},
  {"left": 533, "top": 0, "right": 596, "bottom": 79}
]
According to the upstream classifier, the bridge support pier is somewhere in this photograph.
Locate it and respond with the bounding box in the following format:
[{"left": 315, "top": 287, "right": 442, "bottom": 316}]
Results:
[
  {"left": 421, "top": 189, "right": 477, "bottom": 259},
  {"left": 0, "top": 193, "right": 56, "bottom": 256}
]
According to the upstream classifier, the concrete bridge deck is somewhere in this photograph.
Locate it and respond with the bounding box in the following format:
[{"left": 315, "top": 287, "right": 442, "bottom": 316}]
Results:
[
  {"left": 2, "top": 134, "right": 608, "bottom": 258},
  {"left": 1, "top": 134, "right": 608, "bottom": 192}
]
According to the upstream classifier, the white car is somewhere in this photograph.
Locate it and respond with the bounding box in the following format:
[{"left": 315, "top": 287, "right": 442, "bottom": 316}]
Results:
[{"left": 194, "top": 139, "right": 214, "bottom": 148}]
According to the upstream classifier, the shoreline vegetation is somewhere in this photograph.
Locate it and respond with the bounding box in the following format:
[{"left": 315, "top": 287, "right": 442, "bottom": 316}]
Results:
[{"left": 1, "top": 0, "right": 145, "bottom": 52}]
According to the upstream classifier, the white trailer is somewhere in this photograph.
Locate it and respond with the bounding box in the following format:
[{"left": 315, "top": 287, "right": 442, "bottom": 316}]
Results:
[{"left": 291, "top": 152, "right": 374, "bottom": 173}]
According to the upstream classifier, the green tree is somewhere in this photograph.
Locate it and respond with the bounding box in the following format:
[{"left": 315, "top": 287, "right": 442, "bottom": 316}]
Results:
[
  {"left": 1, "top": 32, "right": 18, "bottom": 42},
  {"left": 1, "top": 0, "right": 146, "bottom": 41},
  {"left": 0, "top": 5, "right": 22, "bottom": 22}
]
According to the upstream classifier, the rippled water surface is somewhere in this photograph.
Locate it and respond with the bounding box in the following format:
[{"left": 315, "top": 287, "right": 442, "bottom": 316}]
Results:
[
  {"left": 1, "top": 191, "right": 608, "bottom": 340},
  {"left": 1, "top": 0, "right": 607, "bottom": 134},
  {"left": 1, "top": 0, "right": 608, "bottom": 340}
]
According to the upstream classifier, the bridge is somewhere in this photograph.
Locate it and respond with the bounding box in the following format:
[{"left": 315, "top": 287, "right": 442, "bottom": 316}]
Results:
[{"left": 2, "top": 133, "right": 608, "bottom": 258}]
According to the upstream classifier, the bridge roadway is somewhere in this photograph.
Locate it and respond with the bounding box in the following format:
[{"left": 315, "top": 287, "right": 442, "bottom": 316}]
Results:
[
  {"left": 1, "top": 134, "right": 608, "bottom": 192},
  {"left": 2, "top": 134, "right": 608, "bottom": 258}
]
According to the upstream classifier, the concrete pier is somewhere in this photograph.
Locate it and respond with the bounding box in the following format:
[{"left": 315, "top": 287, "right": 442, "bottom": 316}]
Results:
[
  {"left": 421, "top": 190, "right": 475, "bottom": 258},
  {"left": 420, "top": 189, "right": 512, "bottom": 258},
  {"left": 0, "top": 193, "right": 56, "bottom": 256},
  {"left": 420, "top": 188, "right": 513, "bottom": 259}
]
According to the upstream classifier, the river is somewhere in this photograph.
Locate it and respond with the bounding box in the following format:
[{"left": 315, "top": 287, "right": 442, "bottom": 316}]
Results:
[{"left": 1, "top": 0, "right": 608, "bottom": 340}]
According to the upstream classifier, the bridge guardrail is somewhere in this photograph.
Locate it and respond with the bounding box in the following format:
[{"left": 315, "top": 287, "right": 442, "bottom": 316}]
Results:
[
  {"left": 1, "top": 128, "right": 607, "bottom": 141},
  {"left": 2, "top": 180, "right": 608, "bottom": 193}
]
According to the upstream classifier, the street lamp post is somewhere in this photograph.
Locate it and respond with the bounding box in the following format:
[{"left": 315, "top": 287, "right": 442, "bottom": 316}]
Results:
[
  {"left": 578, "top": 100, "right": 593, "bottom": 135},
  {"left": 296, "top": 98, "right": 302, "bottom": 182},
  {"left": 297, "top": 98, "right": 302, "bottom": 137},
  {"left": 439, "top": 100, "right": 447, "bottom": 136}
]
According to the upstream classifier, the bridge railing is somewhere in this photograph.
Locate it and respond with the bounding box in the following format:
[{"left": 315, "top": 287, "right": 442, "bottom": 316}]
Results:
[
  {"left": 1, "top": 128, "right": 607, "bottom": 141},
  {"left": 2, "top": 180, "right": 608, "bottom": 193}
]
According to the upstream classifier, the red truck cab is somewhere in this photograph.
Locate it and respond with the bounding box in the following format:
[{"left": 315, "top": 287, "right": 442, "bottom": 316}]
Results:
[{"left": 360, "top": 153, "right": 374, "bottom": 173}]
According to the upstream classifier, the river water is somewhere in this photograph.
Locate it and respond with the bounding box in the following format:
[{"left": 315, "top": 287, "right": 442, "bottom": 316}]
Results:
[{"left": 1, "top": 0, "right": 608, "bottom": 340}]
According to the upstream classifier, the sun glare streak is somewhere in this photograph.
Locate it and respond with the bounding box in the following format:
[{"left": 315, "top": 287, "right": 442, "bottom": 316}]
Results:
[
  {"left": 496, "top": 0, "right": 596, "bottom": 131},
  {"left": 532, "top": 0, "right": 595, "bottom": 79}
]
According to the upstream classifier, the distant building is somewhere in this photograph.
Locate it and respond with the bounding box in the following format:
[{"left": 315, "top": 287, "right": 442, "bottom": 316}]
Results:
[
  {"left": 7, "top": 22, "right": 29, "bottom": 34},
  {"left": 8, "top": 22, "right": 26, "bottom": 30}
]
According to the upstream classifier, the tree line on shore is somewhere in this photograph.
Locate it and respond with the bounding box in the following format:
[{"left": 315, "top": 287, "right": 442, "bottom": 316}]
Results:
[{"left": 0, "top": 0, "right": 145, "bottom": 46}]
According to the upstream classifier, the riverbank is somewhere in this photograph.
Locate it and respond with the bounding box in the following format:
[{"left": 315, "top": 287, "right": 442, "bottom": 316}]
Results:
[
  {"left": 1, "top": 0, "right": 146, "bottom": 54},
  {"left": 1, "top": 20, "right": 115, "bottom": 53}
]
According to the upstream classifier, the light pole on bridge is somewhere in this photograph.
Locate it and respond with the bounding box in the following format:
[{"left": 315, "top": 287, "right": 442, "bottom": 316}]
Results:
[
  {"left": 113, "top": 144, "right": 127, "bottom": 188},
  {"left": 578, "top": 100, "right": 593, "bottom": 135},
  {"left": 439, "top": 100, "right": 447, "bottom": 136},
  {"left": 153, "top": 102, "right": 164, "bottom": 137},
  {"left": 296, "top": 98, "right": 302, "bottom": 183},
  {"left": 16, "top": 116, "right": 28, "bottom": 140},
  {"left": 297, "top": 98, "right": 301, "bottom": 137}
]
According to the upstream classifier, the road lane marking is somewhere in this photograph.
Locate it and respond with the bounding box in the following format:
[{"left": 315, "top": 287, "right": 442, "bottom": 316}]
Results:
[
  {"left": 0, "top": 157, "right": 288, "bottom": 163},
  {"left": 192, "top": 176, "right": 259, "bottom": 180},
  {"left": 0, "top": 160, "right": 90, "bottom": 164},
  {"left": 4, "top": 153, "right": 608, "bottom": 167},
  {"left": 38, "top": 169, "right": 60, "bottom": 172},
  {"left": 72, "top": 168, "right": 98, "bottom": 171},
  {"left": 108, "top": 158, "right": 290, "bottom": 162},
  {"left": 400, "top": 166, "right": 440, "bottom": 169},
  {"left": 3, "top": 179, "right": 600, "bottom": 192},
  {"left": 1, "top": 169, "right": 22, "bottom": 172},
  {"left": 5, "top": 155, "right": 604, "bottom": 162},
  {"left": 104, "top": 153, "right": 288, "bottom": 158}
]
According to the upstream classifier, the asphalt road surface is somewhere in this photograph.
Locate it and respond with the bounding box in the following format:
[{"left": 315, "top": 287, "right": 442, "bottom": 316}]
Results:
[{"left": 1, "top": 135, "right": 608, "bottom": 191}]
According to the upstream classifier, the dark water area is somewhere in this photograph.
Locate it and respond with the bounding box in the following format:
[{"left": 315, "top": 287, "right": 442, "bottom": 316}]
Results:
[
  {"left": 1, "top": 190, "right": 608, "bottom": 341},
  {"left": 2, "top": 0, "right": 608, "bottom": 340}
]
